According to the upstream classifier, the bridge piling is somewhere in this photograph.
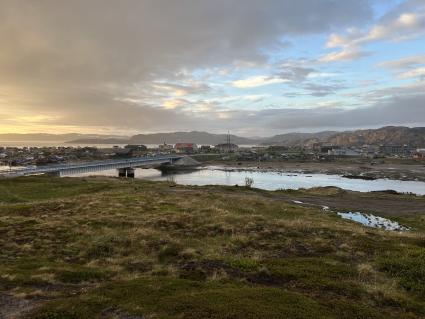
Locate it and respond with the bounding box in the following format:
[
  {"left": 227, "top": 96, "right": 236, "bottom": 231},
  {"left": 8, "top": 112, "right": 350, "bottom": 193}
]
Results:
[{"left": 118, "top": 167, "right": 135, "bottom": 178}]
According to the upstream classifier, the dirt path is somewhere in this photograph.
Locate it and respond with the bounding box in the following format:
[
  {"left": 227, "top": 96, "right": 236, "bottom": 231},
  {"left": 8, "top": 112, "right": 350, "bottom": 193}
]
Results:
[
  {"left": 0, "top": 293, "right": 41, "bottom": 319},
  {"left": 167, "top": 186, "right": 425, "bottom": 216},
  {"left": 277, "top": 193, "right": 425, "bottom": 216}
]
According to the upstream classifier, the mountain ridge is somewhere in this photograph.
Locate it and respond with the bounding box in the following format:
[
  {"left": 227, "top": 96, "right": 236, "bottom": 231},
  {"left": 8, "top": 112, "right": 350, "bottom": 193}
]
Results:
[
  {"left": 129, "top": 131, "right": 256, "bottom": 145},
  {"left": 1, "top": 126, "right": 424, "bottom": 147}
]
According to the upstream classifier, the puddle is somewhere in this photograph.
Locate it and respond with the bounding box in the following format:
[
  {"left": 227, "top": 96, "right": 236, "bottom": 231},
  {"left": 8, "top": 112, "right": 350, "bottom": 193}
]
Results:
[
  {"left": 290, "top": 200, "right": 409, "bottom": 231},
  {"left": 337, "top": 212, "right": 409, "bottom": 231},
  {"left": 292, "top": 200, "right": 304, "bottom": 204},
  {"left": 292, "top": 200, "right": 329, "bottom": 211}
]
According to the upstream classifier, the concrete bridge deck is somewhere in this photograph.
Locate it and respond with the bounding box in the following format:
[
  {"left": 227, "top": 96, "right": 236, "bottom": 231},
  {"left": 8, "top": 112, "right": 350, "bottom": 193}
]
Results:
[{"left": 0, "top": 155, "right": 183, "bottom": 177}]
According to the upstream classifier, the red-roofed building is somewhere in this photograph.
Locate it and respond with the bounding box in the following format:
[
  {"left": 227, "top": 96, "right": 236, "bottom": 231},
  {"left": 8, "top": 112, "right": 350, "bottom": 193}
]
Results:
[
  {"left": 414, "top": 149, "right": 425, "bottom": 160},
  {"left": 174, "top": 143, "right": 197, "bottom": 154}
]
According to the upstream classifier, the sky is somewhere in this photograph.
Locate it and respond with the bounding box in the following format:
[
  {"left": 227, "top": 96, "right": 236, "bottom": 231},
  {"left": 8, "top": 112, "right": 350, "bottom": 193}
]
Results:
[{"left": 0, "top": 0, "right": 424, "bottom": 137}]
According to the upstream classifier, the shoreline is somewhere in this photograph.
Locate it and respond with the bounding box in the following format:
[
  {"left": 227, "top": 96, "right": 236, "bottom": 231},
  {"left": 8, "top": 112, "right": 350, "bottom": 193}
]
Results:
[{"left": 201, "top": 160, "right": 425, "bottom": 182}]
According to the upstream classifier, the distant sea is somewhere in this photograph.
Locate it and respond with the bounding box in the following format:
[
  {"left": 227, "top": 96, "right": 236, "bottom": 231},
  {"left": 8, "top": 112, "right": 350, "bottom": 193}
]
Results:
[
  {"left": 0, "top": 141, "right": 129, "bottom": 148},
  {"left": 0, "top": 141, "right": 260, "bottom": 148}
]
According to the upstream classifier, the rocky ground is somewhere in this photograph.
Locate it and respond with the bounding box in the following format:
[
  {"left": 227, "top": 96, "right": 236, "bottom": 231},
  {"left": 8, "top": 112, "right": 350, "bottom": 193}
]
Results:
[{"left": 213, "top": 160, "right": 425, "bottom": 182}]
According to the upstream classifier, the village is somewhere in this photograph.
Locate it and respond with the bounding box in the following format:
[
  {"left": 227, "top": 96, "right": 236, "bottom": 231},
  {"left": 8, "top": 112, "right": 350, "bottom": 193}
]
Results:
[{"left": 1, "top": 140, "right": 425, "bottom": 168}]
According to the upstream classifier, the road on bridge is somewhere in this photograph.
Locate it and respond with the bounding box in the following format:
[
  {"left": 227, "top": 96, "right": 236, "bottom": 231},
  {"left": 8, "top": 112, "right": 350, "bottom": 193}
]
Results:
[{"left": 0, "top": 155, "right": 183, "bottom": 178}]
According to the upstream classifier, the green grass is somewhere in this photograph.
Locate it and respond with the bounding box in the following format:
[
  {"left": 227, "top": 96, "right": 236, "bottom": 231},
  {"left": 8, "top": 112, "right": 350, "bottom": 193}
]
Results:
[
  {"left": 0, "top": 176, "right": 116, "bottom": 204},
  {"left": 377, "top": 247, "right": 425, "bottom": 297},
  {"left": 55, "top": 268, "right": 108, "bottom": 284},
  {"left": 0, "top": 176, "right": 424, "bottom": 318},
  {"left": 32, "top": 278, "right": 333, "bottom": 319}
]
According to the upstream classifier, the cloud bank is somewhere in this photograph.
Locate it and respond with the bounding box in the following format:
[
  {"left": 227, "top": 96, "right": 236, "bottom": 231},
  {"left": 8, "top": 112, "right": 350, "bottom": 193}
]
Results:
[{"left": 0, "top": 0, "right": 424, "bottom": 135}]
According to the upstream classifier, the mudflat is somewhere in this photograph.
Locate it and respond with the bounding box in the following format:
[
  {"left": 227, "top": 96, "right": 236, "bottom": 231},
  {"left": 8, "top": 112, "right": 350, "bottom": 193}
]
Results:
[{"left": 214, "top": 159, "right": 425, "bottom": 182}]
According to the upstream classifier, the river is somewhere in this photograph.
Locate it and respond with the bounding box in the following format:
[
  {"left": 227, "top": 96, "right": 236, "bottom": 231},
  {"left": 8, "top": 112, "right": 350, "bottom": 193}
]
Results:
[{"left": 61, "top": 166, "right": 425, "bottom": 195}]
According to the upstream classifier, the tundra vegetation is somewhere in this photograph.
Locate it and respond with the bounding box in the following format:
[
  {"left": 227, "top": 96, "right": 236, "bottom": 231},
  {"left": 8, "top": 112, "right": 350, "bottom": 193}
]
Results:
[{"left": 0, "top": 176, "right": 424, "bottom": 318}]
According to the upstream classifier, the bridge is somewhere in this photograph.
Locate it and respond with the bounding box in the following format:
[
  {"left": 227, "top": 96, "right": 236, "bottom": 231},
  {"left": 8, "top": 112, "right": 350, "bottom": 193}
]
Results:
[{"left": 0, "top": 155, "right": 184, "bottom": 178}]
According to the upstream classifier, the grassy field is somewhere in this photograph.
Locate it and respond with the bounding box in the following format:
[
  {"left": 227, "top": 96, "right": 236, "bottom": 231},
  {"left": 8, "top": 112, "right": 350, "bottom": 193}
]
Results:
[{"left": 0, "top": 176, "right": 424, "bottom": 318}]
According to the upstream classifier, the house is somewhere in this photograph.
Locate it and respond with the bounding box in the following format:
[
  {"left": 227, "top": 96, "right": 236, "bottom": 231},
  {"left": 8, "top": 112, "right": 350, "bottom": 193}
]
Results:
[
  {"left": 214, "top": 143, "right": 239, "bottom": 153},
  {"left": 328, "top": 148, "right": 361, "bottom": 157},
  {"left": 159, "top": 143, "right": 173, "bottom": 152},
  {"left": 124, "top": 144, "right": 148, "bottom": 156},
  {"left": 113, "top": 148, "right": 133, "bottom": 157},
  {"left": 237, "top": 151, "right": 258, "bottom": 161},
  {"left": 268, "top": 145, "right": 288, "bottom": 153},
  {"left": 379, "top": 145, "right": 413, "bottom": 156},
  {"left": 313, "top": 142, "right": 335, "bottom": 153},
  {"left": 125, "top": 144, "right": 147, "bottom": 151},
  {"left": 250, "top": 146, "right": 268, "bottom": 155},
  {"left": 413, "top": 149, "right": 425, "bottom": 160},
  {"left": 360, "top": 145, "right": 379, "bottom": 157},
  {"left": 200, "top": 145, "right": 212, "bottom": 153},
  {"left": 175, "top": 143, "right": 197, "bottom": 154}
]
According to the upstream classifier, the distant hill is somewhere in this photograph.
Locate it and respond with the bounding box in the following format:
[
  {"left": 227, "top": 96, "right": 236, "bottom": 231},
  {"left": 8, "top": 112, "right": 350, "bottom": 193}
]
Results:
[
  {"left": 128, "top": 131, "right": 257, "bottom": 145},
  {"left": 261, "top": 131, "right": 337, "bottom": 147},
  {"left": 262, "top": 127, "right": 425, "bottom": 147},
  {"left": 327, "top": 126, "right": 425, "bottom": 147},
  {"left": 3, "top": 127, "right": 425, "bottom": 147}
]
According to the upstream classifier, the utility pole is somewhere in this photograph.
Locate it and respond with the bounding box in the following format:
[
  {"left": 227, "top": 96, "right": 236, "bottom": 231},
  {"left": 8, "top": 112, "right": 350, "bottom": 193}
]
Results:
[{"left": 227, "top": 130, "right": 231, "bottom": 153}]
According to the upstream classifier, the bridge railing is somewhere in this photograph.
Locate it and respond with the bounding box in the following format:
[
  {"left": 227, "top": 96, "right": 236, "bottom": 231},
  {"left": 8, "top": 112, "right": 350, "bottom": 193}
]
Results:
[{"left": 0, "top": 155, "right": 182, "bottom": 176}]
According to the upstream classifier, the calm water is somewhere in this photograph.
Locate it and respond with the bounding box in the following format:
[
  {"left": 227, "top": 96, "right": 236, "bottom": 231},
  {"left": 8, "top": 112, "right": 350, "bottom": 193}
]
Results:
[
  {"left": 0, "top": 141, "right": 129, "bottom": 148},
  {"left": 337, "top": 212, "right": 409, "bottom": 231},
  {"left": 290, "top": 199, "right": 409, "bottom": 231},
  {"left": 62, "top": 166, "right": 425, "bottom": 195}
]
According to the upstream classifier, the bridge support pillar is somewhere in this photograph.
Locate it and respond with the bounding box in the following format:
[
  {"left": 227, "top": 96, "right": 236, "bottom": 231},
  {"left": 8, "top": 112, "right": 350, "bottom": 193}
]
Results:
[{"left": 118, "top": 167, "right": 135, "bottom": 178}]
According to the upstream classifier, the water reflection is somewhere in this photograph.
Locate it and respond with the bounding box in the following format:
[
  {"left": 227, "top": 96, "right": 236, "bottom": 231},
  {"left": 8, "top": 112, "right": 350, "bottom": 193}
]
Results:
[
  {"left": 62, "top": 166, "right": 425, "bottom": 195},
  {"left": 337, "top": 212, "right": 409, "bottom": 231}
]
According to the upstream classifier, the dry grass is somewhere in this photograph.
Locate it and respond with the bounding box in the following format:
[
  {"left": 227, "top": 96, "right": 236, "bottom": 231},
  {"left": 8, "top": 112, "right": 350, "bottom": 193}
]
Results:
[{"left": 0, "top": 176, "right": 424, "bottom": 318}]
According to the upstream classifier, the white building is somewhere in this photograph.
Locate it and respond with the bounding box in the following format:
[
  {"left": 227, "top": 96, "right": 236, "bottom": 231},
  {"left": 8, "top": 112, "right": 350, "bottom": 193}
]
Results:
[{"left": 328, "top": 148, "right": 361, "bottom": 157}]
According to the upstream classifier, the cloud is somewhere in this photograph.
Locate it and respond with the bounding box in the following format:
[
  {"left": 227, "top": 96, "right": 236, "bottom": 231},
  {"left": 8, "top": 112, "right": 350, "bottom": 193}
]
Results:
[
  {"left": 321, "top": 0, "right": 425, "bottom": 62},
  {"left": 162, "top": 99, "right": 188, "bottom": 110},
  {"left": 302, "top": 83, "right": 346, "bottom": 97},
  {"left": 150, "top": 81, "right": 210, "bottom": 97},
  {"left": 0, "top": 0, "right": 378, "bottom": 134},
  {"left": 359, "top": 81, "right": 425, "bottom": 102},
  {"left": 1, "top": 80, "right": 424, "bottom": 136},
  {"left": 283, "top": 82, "right": 346, "bottom": 98},
  {"left": 378, "top": 54, "right": 425, "bottom": 80},
  {"left": 233, "top": 76, "right": 288, "bottom": 88},
  {"left": 296, "top": 97, "right": 422, "bottom": 129},
  {"left": 206, "top": 94, "right": 268, "bottom": 104},
  {"left": 365, "top": 12, "right": 425, "bottom": 42},
  {"left": 325, "top": 28, "right": 364, "bottom": 48},
  {"left": 399, "top": 67, "right": 425, "bottom": 79},
  {"left": 227, "top": 92, "right": 425, "bottom": 134},
  {"left": 1, "top": 1, "right": 423, "bottom": 136},
  {"left": 378, "top": 54, "right": 425, "bottom": 69},
  {"left": 320, "top": 48, "right": 371, "bottom": 62},
  {"left": 277, "top": 65, "right": 316, "bottom": 82},
  {"left": 0, "top": 0, "right": 373, "bottom": 86}
]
